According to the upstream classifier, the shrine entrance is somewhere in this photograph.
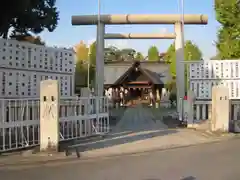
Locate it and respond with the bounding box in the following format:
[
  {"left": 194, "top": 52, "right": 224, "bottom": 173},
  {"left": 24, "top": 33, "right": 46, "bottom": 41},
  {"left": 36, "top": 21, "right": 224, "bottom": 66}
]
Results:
[{"left": 129, "top": 88, "right": 142, "bottom": 99}]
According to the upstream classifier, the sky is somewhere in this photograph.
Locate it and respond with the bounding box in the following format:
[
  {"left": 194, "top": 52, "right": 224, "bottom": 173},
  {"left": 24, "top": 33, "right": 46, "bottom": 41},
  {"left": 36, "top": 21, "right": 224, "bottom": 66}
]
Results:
[{"left": 40, "top": 0, "right": 219, "bottom": 59}]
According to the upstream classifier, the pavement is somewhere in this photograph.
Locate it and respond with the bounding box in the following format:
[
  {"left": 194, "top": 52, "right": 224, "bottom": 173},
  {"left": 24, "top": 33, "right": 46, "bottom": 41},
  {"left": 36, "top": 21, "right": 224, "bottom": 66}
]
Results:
[
  {"left": 1, "top": 137, "right": 240, "bottom": 180},
  {"left": 0, "top": 104, "right": 236, "bottom": 168}
]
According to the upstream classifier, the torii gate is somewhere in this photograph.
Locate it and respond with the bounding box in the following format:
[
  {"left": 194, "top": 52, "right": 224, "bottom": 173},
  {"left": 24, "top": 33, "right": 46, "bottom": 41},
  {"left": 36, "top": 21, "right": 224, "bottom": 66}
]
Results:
[{"left": 71, "top": 14, "right": 208, "bottom": 120}]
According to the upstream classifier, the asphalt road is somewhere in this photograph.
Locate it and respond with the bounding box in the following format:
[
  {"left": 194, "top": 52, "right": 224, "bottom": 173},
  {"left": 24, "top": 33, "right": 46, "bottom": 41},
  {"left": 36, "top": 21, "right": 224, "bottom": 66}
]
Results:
[{"left": 1, "top": 138, "right": 240, "bottom": 180}]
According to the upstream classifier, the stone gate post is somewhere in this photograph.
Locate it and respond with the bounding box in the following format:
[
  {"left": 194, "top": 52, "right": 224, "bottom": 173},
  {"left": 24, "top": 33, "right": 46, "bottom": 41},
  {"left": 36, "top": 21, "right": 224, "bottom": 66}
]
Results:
[
  {"left": 40, "top": 80, "right": 60, "bottom": 152},
  {"left": 185, "top": 90, "right": 195, "bottom": 128},
  {"left": 211, "top": 85, "right": 230, "bottom": 132}
]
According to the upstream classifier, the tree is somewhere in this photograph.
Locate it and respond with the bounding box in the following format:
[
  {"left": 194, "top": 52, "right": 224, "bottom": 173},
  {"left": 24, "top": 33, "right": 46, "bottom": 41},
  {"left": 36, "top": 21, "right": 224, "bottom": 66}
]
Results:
[
  {"left": 11, "top": 33, "right": 45, "bottom": 45},
  {"left": 75, "top": 60, "right": 88, "bottom": 87},
  {"left": 166, "top": 40, "right": 203, "bottom": 91},
  {"left": 135, "top": 52, "right": 144, "bottom": 60},
  {"left": 165, "top": 43, "right": 176, "bottom": 76},
  {"left": 104, "top": 46, "right": 137, "bottom": 61},
  {"left": 104, "top": 46, "right": 122, "bottom": 61},
  {"left": 88, "top": 41, "right": 97, "bottom": 85},
  {"left": 120, "top": 48, "right": 136, "bottom": 60},
  {"left": 74, "top": 41, "right": 89, "bottom": 62},
  {"left": 148, "top": 46, "right": 159, "bottom": 61},
  {"left": 74, "top": 41, "right": 97, "bottom": 87},
  {"left": 166, "top": 41, "right": 202, "bottom": 76},
  {"left": 0, "top": 0, "right": 59, "bottom": 38},
  {"left": 215, "top": 0, "right": 240, "bottom": 59},
  {"left": 89, "top": 41, "right": 96, "bottom": 66}
]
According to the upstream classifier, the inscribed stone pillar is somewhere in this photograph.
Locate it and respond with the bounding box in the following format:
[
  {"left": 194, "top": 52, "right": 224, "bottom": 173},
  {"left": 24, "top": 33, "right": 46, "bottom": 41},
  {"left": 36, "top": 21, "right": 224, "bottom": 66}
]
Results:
[
  {"left": 211, "top": 85, "right": 230, "bottom": 132},
  {"left": 40, "top": 80, "right": 60, "bottom": 152}
]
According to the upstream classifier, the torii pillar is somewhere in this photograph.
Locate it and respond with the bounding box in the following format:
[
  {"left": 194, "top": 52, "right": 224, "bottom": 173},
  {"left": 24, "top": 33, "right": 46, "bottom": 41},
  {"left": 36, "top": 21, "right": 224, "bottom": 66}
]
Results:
[{"left": 71, "top": 14, "right": 208, "bottom": 120}]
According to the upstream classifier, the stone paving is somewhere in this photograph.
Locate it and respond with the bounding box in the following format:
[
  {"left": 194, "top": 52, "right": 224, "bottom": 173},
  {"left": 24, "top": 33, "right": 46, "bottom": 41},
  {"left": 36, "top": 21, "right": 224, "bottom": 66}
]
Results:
[{"left": 69, "top": 104, "right": 234, "bottom": 158}]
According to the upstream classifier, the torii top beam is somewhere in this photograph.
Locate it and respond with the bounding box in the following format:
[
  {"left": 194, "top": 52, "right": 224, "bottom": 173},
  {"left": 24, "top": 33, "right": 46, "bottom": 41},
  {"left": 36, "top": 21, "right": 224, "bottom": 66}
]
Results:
[{"left": 71, "top": 14, "right": 208, "bottom": 25}]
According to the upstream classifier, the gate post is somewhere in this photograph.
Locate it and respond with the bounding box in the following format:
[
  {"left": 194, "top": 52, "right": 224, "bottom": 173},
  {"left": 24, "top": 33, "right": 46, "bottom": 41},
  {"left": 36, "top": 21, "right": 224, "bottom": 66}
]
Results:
[
  {"left": 95, "top": 22, "right": 105, "bottom": 97},
  {"left": 211, "top": 85, "right": 230, "bottom": 132},
  {"left": 40, "top": 80, "right": 60, "bottom": 152},
  {"left": 175, "top": 22, "right": 185, "bottom": 121},
  {"left": 185, "top": 90, "right": 195, "bottom": 128}
]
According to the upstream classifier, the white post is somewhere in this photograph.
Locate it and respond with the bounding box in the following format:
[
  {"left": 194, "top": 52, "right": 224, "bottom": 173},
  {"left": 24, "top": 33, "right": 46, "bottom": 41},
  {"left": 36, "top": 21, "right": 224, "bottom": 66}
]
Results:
[
  {"left": 87, "top": 63, "right": 90, "bottom": 89},
  {"left": 40, "top": 80, "right": 60, "bottom": 152},
  {"left": 87, "top": 44, "right": 91, "bottom": 90}
]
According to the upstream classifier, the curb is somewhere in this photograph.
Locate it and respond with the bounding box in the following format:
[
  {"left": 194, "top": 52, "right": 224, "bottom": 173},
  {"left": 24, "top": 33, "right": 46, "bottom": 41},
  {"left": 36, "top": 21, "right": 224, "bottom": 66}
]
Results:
[{"left": 0, "top": 136, "right": 237, "bottom": 169}]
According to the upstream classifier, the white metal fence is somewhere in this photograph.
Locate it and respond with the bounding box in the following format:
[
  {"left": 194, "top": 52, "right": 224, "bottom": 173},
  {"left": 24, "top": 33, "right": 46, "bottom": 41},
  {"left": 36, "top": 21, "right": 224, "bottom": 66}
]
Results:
[
  {"left": 185, "top": 60, "right": 240, "bottom": 129},
  {"left": 0, "top": 96, "right": 109, "bottom": 152},
  {"left": 192, "top": 100, "right": 240, "bottom": 123}
]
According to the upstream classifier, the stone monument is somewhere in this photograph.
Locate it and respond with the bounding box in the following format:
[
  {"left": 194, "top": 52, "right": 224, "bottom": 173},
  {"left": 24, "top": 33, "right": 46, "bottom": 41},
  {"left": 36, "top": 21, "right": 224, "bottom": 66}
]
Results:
[{"left": 40, "top": 80, "right": 60, "bottom": 152}]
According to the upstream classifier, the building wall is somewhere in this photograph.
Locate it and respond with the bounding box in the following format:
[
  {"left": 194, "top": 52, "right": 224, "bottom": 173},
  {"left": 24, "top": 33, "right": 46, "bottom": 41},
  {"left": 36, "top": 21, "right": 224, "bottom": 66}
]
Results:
[
  {"left": 104, "top": 64, "right": 129, "bottom": 85},
  {"left": 0, "top": 38, "right": 75, "bottom": 98}
]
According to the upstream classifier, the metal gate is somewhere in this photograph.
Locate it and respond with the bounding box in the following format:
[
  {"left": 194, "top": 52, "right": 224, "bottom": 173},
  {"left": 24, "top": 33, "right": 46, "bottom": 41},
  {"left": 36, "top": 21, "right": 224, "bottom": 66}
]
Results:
[{"left": 0, "top": 96, "right": 109, "bottom": 153}]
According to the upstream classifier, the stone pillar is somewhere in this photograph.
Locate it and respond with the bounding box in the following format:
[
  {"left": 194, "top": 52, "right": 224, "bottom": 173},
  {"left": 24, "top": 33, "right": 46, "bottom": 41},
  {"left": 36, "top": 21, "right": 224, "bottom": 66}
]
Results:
[
  {"left": 175, "top": 22, "right": 185, "bottom": 121},
  {"left": 211, "top": 85, "right": 230, "bottom": 132},
  {"left": 185, "top": 90, "right": 195, "bottom": 128},
  {"left": 40, "top": 80, "right": 60, "bottom": 152},
  {"left": 95, "top": 22, "right": 105, "bottom": 97}
]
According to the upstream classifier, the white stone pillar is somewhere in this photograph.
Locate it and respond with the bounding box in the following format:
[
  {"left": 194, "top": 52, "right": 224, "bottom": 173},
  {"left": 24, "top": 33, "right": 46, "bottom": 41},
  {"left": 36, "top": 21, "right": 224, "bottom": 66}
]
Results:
[
  {"left": 175, "top": 22, "right": 185, "bottom": 121},
  {"left": 211, "top": 85, "right": 230, "bottom": 132},
  {"left": 96, "top": 22, "right": 105, "bottom": 97},
  {"left": 40, "top": 80, "right": 60, "bottom": 152},
  {"left": 185, "top": 90, "right": 195, "bottom": 128}
]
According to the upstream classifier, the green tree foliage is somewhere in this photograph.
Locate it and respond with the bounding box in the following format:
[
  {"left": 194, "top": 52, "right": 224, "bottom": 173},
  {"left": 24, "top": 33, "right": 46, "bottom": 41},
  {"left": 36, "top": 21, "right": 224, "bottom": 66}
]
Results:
[
  {"left": 75, "top": 61, "right": 88, "bottom": 87},
  {"left": 184, "top": 41, "right": 202, "bottom": 61},
  {"left": 148, "top": 46, "right": 159, "bottom": 61},
  {"left": 75, "top": 41, "right": 96, "bottom": 87},
  {"left": 215, "top": 0, "right": 240, "bottom": 59},
  {"left": 0, "top": 0, "right": 59, "bottom": 38},
  {"left": 135, "top": 52, "right": 144, "bottom": 60},
  {"left": 165, "top": 40, "right": 202, "bottom": 91},
  {"left": 121, "top": 48, "right": 136, "bottom": 60},
  {"left": 104, "top": 46, "right": 137, "bottom": 61},
  {"left": 166, "top": 40, "right": 202, "bottom": 76},
  {"left": 105, "top": 46, "right": 122, "bottom": 61},
  {"left": 89, "top": 41, "right": 96, "bottom": 66},
  {"left": 88, "top": 41, "right": 97, "bottom": 85},
  {"left": 165, "top": 44, "right": 176, "bottom": 76}
]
